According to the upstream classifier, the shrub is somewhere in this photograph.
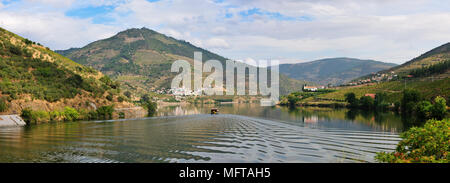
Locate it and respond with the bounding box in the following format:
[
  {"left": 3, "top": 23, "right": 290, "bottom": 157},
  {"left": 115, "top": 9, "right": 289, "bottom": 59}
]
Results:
[
  {"left": 24, "top": 39, "right": 32, "bottom": 45},
  {"left": 124, "top": 91, "right": 132, "bottom": 98},
  {"left": 62, "top": 107, "right": 80, "bottom": 121},
  {"left": 375, "top": 118, "right": 449, "bottom": 163},
  {"left": 141, "top": 94, "right": 151, "bottom": 103},
  {"left": 0, "top": 98, "right": 8, "bottom": 112},
  {"left": 359, "top": 96, "right": 374, "bottom": 109},
  {"left": 20, "top": 108, "right": 50, "bottom": 124},
  {"left": 287, "top": 94, "right": 300, "bottom": 106},
  {"left": 401, "top": 89, "right": 422, "bottom": 114},
  {"left": 345, "top": 92, "right": 359, "bottom": 108},
  {"left": 415, "top": 101, "right": 433, "bottom": 119},
  {"left": 119, "top": 112, "right": 125, "bottom": 119},
  {"left": 9, "top": 45, "right": 22, "bottom": 55},
  {"left": 106, "top": 94, "right": 114, "bottom": 101},
  {"left": 88, "top": 110, "right": 99, "bottom": 120},
  {"left": 21, "top": 108, "right": 33, "bottom": 124},
  {"left": 394, "top": 101, "right": 401, "bottom": 113},
  {"left": 118, "top": 96, "right": 125, "bottom": 102},
  {"left": 49, "top": 111, "right": 61, "bottom": 122},
  {"left": 431, "top": 96, "right": 447, "bottom": 120},
  {"left": 374, "top": 92, "right": 389, "bottom": 110},
  {"left": 144, "top": 101, "right": 157, "bottom": 117},
  {"left": 96, "top": 105, "right": 114, "bottom": 120}
]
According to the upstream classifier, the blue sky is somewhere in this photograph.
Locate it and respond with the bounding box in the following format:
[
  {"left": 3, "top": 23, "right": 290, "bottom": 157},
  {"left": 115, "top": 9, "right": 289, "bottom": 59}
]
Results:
[{"left": 1, "top": 0, "right": 450, "bottom": 64}]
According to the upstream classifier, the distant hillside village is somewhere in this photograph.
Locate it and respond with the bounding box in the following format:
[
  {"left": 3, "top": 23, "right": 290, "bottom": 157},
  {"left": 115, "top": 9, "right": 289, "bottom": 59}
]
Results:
[
  {"left": 345, "top": 71, "right": 399, "bottom": 86},
  {"left": 302, "top": 85, "right": 326, "bottom": 91}
]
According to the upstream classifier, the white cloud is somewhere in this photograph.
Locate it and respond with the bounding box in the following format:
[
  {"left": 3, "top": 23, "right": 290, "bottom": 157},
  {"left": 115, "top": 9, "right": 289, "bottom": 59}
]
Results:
[
  {"left": 204, "top": 38, "right": 230, "bottom": 49},
  {"left": 0, "top": 11, "right": 119, "bottom": 49},
  {"left": 0, "top": 0, "right": 449, "bottom": 64}
]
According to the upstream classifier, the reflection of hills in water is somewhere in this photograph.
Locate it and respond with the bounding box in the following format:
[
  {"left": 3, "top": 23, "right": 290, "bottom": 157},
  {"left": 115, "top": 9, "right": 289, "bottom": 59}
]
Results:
[
  {"left": 0, "top": 114, "right": 400, "bottom": 163},
  {"left": 157, "top": 104, "right": 404, "bottom": 132}
]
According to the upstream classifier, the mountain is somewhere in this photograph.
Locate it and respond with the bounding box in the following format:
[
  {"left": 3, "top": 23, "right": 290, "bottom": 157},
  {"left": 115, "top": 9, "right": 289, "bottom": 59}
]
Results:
[
  {"left": 304, "top": 43, "right": 450, "bottom": 105},
  {"left": 57, "top": 27, "right": 308, "bottom": 95},
  {"left": 0, "top": 27, "right": 135, "bottom": 115},
  {"left": 380, "top": 42, "right": 450, "bottom": 75},
  {"left": 279, "top": 58, "right": 397, "bottom": 85}
]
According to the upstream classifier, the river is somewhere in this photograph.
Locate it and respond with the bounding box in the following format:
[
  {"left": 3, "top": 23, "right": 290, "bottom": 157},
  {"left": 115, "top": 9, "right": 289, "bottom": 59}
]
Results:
[{"left": 0, "top": 104, "right": 403, "bottom": 163}]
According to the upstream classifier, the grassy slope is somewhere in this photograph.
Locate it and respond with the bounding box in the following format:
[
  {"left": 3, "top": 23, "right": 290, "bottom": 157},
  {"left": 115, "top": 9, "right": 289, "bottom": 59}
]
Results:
[
  {"left": 303, "top": 42, "right": 450, "bottom": 105},
  {"left": 305, "top": 77, "right": 449, "bottom": 103},
  {"left": 0, "top": 27, "right": 133, "bottom": 114}
]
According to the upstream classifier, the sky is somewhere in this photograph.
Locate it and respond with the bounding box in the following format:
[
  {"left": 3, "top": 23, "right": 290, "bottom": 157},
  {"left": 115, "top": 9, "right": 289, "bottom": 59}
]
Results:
[{"left": 1, "top": 0, "right": 450, "bottom": 65}]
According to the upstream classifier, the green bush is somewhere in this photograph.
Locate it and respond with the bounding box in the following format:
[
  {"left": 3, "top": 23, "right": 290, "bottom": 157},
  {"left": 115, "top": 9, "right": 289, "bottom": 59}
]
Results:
[
  {"left": 287, "top": 94, "right": 300, "bottom": 106},
  {"left": 117, "top": 96, "right": 125, "bottom": 102},
  {"left": 401, "top": 89, "right": 422, "bottom": 114},
  {"left": 359, "top": 96, "right": 374, "bottom": 109},
  {"left": 49, "top": 111, "right": 61, "bottom": 122},
  {"left": 20, "top": 108, "right": 50, "bottom": 124},
  {"left": 119, "top": 112, "right": 125, "bottom": 119},
  {"left": 96, "top": 105, "right": 114, "bottom": 120},
  {"left": 144, "top": 101, "right": 157, "bottom": 117},
  {"left": 415, "top": 101, "right": 433, "bottom": 119},
  {"left": 106, "top": 94, "right": 113, "bottom": 101},
  {"left": 0, "top": 98, "right": 8, "bottom": 112},
  {"left": 24, "top": 39, "right": 32, "bottom": 45},
  {"left": 345, "top": 92, "right": 359, "bottom": 108},
  {"left": 141, "top": 94, "right": 151, "bottom": 103},
  {"left": 374, "top": 92, "right": 389, "bottom": 111},
  {"left": 394, "top": 101, "right": 401, "bottom": 113},
  {"left": 62, "top": 107, "right": 80, "bottom": 121},
  {"left": 9, "top": 45, "right": 22, "bottom": 55},
  {"left": 124, "top": 91, "right": 132, "bottom": 98},
  {"left": 375, "top": 118, "right": 449, "bottom": 163},
  {"left": 431, "top": 96, "right": 447, "bottom": 120}
]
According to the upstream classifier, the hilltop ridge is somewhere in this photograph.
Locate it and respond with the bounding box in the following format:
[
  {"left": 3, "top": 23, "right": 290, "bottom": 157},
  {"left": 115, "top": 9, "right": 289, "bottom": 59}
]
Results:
[{"left": 57, "top": 27, "right": 309, "bottom": 95}]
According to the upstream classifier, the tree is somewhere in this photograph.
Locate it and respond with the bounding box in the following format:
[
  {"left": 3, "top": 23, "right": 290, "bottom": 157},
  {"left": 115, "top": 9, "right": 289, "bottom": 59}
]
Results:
[
  {"left": 9, "top": 45, "right": 22, "bottom": 55},
  {"left": 20, "top": 108, "right": 33, "bottom": 124},
  {"left": 118, "top": 96, "right": 125, "bottom": 102},
  {"left": 359, "top": 96, "right": 374, "bottom": 109},
  {"left": 141, "top": 94, "right": 151, "bottom": 103},
  {"left": 415, "top": 101, "right": 432, "bottom": 119},
  {"left": 144, "top": 101, "right": 157, "bottom": 117},
  {"left": 394, "top": 101, "right": 401, "bottom": 113},
  {"left": 106, "top": 94, "right": 113, "bottom": 101},
  {"left": 401, "top": 89, "right": 421, "bottom": 114},
  {"left": 96, "top": 105, "right": 114, "bottom": 120},
  {"left": 431, "top": 96, "right": 447, "bottom": 120},
  {"left": 374, "top": 92, "right": 388, "bottom": 110},
  {"left": 124, "top": 91, "right": 132, "bottom": 98},
  {"left": 287, "top": 94, "right": 300, "bottom": 106},
  {"left": 345, "top": 92, "right": 359, "bottom": 108}
]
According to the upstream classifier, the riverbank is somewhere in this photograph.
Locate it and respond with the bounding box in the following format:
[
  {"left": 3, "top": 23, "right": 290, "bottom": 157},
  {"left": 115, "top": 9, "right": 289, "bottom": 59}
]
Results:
[
  {"left": 278, "top": 101, "right": 347, "bottom": 108},
  {"left": 6, "top": 105, "right": 147, "bottom": 126}
]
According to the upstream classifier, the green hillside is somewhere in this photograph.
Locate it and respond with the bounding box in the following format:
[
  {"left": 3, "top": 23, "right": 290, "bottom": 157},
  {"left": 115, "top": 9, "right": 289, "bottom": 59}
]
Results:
[
  {"left": 279, "top": 58, "right": 397, "bottom": 85},
  {"left": 57, "top": 27, "right": 307, "bottom": 95},
  {"left": 356, "top": 42, "right": 450, "bottom": 81},
  {"left": 302, "top": 44, "right": 450, "bottom": 105},
  {"left": 0, "top": 27, "right": 127, "bottom": 114},
  {"left": 304, "top": 78, "right": 450, "bottom": 104}
]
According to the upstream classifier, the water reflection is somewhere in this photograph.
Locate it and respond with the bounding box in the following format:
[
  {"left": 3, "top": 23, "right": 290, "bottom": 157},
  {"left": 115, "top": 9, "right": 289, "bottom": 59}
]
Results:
[
  {"left": 0, "top": 104, "right": 404, "bottom": 163},
  {"left": 158, "top": 104, "right": 404, "bottom": 132}
]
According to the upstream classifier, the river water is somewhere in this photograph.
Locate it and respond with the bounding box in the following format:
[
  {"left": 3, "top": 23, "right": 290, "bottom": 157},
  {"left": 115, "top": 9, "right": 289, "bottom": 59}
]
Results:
[{"left": 0, "top": 104, "right": 403, "bottom": 163}]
